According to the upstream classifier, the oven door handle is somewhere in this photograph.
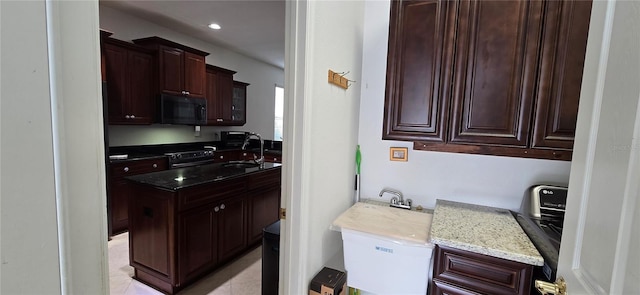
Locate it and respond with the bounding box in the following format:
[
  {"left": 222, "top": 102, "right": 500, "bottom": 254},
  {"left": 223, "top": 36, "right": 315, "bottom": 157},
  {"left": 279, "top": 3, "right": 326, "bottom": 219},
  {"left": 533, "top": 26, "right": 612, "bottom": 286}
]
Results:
[{"left": 170, "top": 159, "right": 216, "bottom": 168}]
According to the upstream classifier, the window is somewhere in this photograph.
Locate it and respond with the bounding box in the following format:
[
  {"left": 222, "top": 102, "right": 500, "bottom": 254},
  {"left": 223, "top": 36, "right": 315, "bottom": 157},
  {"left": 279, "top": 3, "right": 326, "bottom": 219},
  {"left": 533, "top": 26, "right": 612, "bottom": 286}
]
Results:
[{"left": 274, "top": 85, "right": 284, "bottom": 140}]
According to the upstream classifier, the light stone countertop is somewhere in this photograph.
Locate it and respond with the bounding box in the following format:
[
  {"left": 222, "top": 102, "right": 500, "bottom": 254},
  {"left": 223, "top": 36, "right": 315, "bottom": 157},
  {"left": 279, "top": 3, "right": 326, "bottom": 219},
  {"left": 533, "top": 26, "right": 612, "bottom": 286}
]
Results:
[
  {"left": 429, "top": 199, "right": 544, "bottom": 266},
  {"left": 331, "top": 201, "right": 434, "bottom": 245}
]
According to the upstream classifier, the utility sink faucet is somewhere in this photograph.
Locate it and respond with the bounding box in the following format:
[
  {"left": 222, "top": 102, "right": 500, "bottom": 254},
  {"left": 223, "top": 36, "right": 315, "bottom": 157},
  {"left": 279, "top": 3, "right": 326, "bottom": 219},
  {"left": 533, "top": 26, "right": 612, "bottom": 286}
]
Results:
[
  {"left": 242, "top": 132, "right": 264, "bottom": 167},
  {"left": 379, "top": 188, "right": 412, "bottom": 210}
]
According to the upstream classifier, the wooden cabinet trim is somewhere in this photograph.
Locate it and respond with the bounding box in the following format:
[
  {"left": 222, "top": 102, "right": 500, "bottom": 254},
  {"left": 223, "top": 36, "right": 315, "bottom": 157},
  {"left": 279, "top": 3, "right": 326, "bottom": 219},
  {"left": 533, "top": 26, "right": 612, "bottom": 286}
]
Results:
[
  {"left": 414, "top": 141, "right": 571, "bottom": 160},
  {"left": 133, "top": 36, "right": 210, "bottom": 57}
]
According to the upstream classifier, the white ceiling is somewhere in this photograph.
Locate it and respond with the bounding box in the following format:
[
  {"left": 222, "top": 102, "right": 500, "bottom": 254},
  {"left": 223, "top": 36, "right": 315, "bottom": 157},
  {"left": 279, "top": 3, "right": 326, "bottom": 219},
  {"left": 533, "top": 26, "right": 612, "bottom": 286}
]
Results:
[{"left": 100, "top": 0, "right": 286, "bottom": 69}]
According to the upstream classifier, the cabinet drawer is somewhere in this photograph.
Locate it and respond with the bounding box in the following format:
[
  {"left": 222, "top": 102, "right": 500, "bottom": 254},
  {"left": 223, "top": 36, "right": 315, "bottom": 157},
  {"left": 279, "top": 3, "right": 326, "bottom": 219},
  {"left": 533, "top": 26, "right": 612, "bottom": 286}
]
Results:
[
  {"left": 432, "top": 245, "right": 532, "bottom": 295},
  {"left": 247, "top": 168, "right": 281, "bottom": 191},
  {"left": 110, "top": 158, "right": 168, "bottom": 178},
  {"left": 177, "top": 178, "right": 245, "bottom": 211}
]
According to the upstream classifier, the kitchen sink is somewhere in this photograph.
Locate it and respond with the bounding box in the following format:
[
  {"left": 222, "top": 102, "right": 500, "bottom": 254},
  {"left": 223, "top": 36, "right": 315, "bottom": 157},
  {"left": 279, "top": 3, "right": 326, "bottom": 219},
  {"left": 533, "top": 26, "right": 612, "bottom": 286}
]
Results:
[{"left": 222, "top": 161, "right": 260, "bottom": 169}]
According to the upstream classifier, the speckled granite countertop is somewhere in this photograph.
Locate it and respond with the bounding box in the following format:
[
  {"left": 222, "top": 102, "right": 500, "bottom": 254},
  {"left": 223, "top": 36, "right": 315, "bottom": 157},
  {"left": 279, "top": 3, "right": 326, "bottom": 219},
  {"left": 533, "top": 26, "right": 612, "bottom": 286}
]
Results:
[
  {"left": 360, "top": 198, "right": 434, "bottom": 214},
  {"left": 429, "top": 199, "right": 543, "bottom": 266}
]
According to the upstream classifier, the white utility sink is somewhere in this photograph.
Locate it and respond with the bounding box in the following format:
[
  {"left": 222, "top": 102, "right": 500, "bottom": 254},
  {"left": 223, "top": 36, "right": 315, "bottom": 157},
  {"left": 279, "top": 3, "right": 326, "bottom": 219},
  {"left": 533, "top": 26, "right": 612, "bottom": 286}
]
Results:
[{"left": 331, "top": 202, "right": 435, "bottom": 295}]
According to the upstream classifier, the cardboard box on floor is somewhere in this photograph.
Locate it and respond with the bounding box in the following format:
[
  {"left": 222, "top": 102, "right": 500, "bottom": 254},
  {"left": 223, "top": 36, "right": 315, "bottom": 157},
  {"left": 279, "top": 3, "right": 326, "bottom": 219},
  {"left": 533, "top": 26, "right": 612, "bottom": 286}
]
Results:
[{"left": 309, "top": 267, "right": 347, "bottom": 295}]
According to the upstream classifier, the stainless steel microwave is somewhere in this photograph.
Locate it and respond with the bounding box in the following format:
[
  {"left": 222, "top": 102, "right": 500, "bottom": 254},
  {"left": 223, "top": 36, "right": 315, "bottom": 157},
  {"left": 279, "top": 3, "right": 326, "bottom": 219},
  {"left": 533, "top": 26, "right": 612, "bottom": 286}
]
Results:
[{"left": 159, "top": 94, "right": 206, "bottom": 125}]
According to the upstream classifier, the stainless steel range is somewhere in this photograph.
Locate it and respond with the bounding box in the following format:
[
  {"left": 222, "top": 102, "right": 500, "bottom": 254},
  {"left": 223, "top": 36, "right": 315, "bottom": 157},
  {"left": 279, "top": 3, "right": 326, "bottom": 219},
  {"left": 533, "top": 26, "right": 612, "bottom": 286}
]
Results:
[
  {"left": 515, "top": 184, "right": 568, "bottom": 282},
  {"left": 164, "top": 149, "right": 215, "bottom": 168}
]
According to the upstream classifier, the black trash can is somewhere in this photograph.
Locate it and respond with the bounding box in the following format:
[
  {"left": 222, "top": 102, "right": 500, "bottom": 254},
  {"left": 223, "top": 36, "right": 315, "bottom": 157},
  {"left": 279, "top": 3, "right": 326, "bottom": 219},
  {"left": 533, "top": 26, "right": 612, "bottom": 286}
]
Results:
[{"left": 262, "top": 220, "right": 280, "bottom": 295}]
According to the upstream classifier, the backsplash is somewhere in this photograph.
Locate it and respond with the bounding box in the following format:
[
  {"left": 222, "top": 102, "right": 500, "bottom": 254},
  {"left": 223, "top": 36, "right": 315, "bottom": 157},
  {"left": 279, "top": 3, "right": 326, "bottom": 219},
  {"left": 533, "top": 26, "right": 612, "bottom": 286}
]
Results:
[{"left": 108, "top": 125, "right": 221, "bottom": 146}]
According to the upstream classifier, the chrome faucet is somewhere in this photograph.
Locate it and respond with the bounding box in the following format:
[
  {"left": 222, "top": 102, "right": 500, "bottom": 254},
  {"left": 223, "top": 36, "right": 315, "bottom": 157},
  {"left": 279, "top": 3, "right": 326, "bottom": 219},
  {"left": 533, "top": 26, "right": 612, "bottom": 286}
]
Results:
[
  {"left": 242, "top": 132, "right": 264, "bottom": 167},
  {"left": 379, "top": 188, "right": 412, "bottom": 210}
]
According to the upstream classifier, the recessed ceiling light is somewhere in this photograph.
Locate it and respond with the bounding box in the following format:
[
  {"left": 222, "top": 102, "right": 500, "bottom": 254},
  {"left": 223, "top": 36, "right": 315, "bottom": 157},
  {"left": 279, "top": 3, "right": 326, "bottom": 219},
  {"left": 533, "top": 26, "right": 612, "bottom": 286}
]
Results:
[{"left": 208, "top": 23, "right": 221, "bottom": 30}]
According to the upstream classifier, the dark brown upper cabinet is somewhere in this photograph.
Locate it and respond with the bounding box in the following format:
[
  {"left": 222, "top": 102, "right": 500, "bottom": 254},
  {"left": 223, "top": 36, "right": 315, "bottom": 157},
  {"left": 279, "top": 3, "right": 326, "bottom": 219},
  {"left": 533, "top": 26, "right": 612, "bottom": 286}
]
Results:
[
  {"left": 532, "top": 0, "right": 592, "bottom": 150},
  {"left": 133, "top": 37, "right": 209, "bottom": 98},
  {"left": 449, "top": 0, "right": 543, "bottom": 147},
  {"left": 232, "top": 81, "right": 249, "bottom": 125},
  {"left": 205, "top": 65, "right": 248, "bottom": 126},
  {"left": 383, "top": 0, "right": 457, "bottom": 143},
  {"left": 102, "top": 37, "right": 155, "bottom": 124},
  {"left": 205, "top": 65, "right": 236, "bottom": 125},
  {"left": 383, "top": 0, "right": 592, "bottom": 161}
]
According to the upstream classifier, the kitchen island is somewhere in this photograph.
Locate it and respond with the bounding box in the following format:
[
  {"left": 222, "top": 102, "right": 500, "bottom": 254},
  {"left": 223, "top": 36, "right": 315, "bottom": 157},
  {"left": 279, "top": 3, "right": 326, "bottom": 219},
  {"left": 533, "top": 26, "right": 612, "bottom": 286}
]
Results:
[{"left": 126, "top": 162, "right": 281, "bottom": 294}]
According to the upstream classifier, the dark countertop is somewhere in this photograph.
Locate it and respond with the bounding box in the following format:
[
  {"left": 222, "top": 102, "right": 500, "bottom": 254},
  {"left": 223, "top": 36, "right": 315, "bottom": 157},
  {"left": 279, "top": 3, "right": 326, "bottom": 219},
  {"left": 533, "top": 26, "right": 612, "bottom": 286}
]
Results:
[
  {"left": 249, "top": 148, "right": 282, "bottom": 155},
  {"left": 108, "top": 141, "right": 282, "bottom": 162},
  {"left": 126, "top": 162, "right": 281, "bottom": 190}
]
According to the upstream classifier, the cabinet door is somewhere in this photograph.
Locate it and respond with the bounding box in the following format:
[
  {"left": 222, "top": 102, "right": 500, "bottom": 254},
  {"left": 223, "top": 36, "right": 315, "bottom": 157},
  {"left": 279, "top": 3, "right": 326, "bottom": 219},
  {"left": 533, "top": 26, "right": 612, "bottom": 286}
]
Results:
[
  {"left": 206, "top": 70, "right": 221, "bottom": 124},
  {"left": 232, "top": 82, "right": 247, "bottom": 125},
  {"left": 247, "top": 186, "right": 280, "bottom": 245},
  {"left": 218, "top": 72, "right": 235, "bottom": 122},
  {"left": 159, "top": 46, "right": 184, "bottom": 95},
  {"left": 184, "top": 51, "right": 206, "bottom": 98},
  {"left": 128, "top": 187, "right": 172, "bottom": 278},
  {"left": 217, "top": 196, "right": 247, "bottom": 262},
  {"left": 532, "top": 0, "right": 592, "bottom": 151},
  {"left": 178, "top": 207, "right": 217, "bottom": 283},
  {"left": 449, "top": 0, "right": 543, "bottom": 147},
  {"left": 109, "top": 179, "right": 130, "bottom": 235},
  {"left": 104, "top": 43, "right": 129, "bottom": 123},
  {"left": 108, "top": 158, "right": 168, "bottom": 236},
  {"left": 127, "top": 50, "right": 154, "bottom": 124},
  {"left": 383, "top": 0, "right": 457, "bottom": 142}
]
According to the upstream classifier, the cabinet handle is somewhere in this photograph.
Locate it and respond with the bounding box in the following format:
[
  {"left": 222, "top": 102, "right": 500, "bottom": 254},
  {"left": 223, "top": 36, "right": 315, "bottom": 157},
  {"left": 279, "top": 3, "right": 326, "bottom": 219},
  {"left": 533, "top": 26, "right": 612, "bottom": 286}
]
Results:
[
  {"left": 123, "top": 167, "right": 129, "bottom": 172},
  {"left": 130, "top": 114, "right": 135, "bottom": 119},
  {"left": 220, "top": 204, "right": 226, "bottom": 210},
  {"left": 216, "top": 118, "right": 223, "bottom": 122},
  {"left": 219, "top": 155, "right": 224, "bottom": 159},
  {"left": 214, "top": 206, "right": 220, "bottom": 212},
  {"left": 181, "top": 91, "right": 186, "bottom": 95},
  {"left": 152, "top": 164, "right": 158, "bottom": 168},
  {"left": 185, "top": 91, "right": 190, "bottom": 95},
  {"left": 125, "top": 115, "right": 130, "bottom": 119}
]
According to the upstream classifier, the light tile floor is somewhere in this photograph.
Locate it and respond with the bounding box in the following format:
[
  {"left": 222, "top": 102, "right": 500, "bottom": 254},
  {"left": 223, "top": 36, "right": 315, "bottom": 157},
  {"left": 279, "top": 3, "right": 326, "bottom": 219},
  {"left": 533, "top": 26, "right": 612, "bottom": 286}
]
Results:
[{"left": 108, "top": 232, "right": 262, "bottom": 295}]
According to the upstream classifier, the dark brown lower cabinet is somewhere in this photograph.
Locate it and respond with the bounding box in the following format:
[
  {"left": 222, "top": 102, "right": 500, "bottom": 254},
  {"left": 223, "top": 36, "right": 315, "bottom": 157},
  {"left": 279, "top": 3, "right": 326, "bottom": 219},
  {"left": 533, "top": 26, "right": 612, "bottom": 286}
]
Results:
[
  {"left": 217, "top": 196, "right": 248, "bottom": 262},
  {"left": 108, "top": 157, "right": 168, "bottom": 237},
  {"left": 128, "top": 167, "right": 280, "bottom": 294},
  {"left": 431, "top": 245, "right": 533, "bottom": 295},
  {"left": 247, "top": 168, "right": 282, "bottom": 245}
]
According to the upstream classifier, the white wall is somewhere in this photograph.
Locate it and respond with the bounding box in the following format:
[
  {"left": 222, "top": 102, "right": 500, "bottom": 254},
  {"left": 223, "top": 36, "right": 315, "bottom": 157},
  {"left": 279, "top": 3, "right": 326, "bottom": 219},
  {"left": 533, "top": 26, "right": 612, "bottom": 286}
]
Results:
[
  {"left": 99, "top": 5, "right": 285, "bottom": 145},
  {"left": 282, "top": 0, "right": 365, "bottom": 293},
  {"left": 1, "top": 1, "right": 108, "bottom": 294},
  {"left": 357, "top": 1, "right": 572, "bottom": 211}
]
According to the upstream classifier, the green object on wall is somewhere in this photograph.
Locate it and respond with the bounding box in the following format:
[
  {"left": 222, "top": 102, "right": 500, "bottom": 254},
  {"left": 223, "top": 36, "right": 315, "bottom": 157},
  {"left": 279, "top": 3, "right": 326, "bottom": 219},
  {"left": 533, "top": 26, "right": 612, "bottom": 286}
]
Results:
[{"left": 355, "top": 145, "right": 361, "bottom": 175}]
